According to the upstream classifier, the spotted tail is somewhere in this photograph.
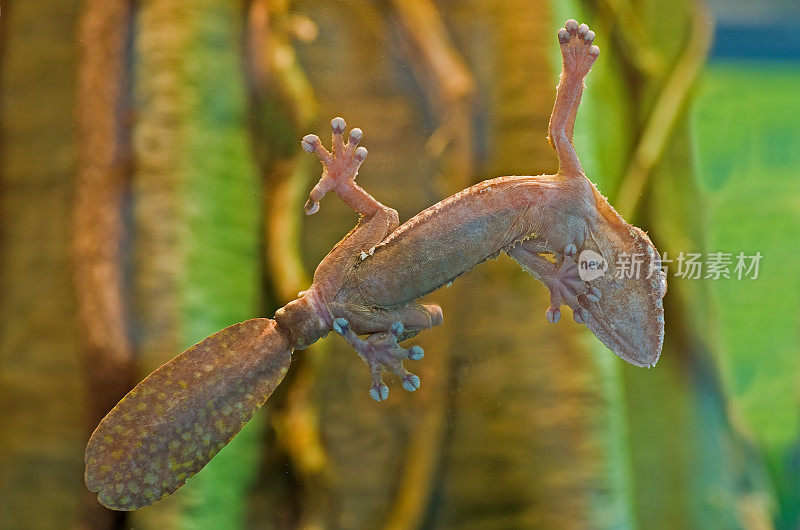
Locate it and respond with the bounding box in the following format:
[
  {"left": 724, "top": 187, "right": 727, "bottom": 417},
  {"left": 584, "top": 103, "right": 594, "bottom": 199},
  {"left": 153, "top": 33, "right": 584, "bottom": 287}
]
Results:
[{"left": 85, "top": 318, "right": 292, "bottom": 510}]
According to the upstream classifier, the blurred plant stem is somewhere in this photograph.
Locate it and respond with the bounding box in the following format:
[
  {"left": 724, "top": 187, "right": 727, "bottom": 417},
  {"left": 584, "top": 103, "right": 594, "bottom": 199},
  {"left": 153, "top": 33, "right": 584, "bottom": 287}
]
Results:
[
  {"left": 596, "top": 0, "right": 665, "bottom": 78},
  {"left": 74, "top": 0, "right": 134, "bottom": 527},
  {"left": 129, "top": 1, "right": 262, "bottom": 528},
  {"left": 247, "top": 1, "right": 334, "bottom": 527},
  {"left": 615, "top": 1, "right": 713, "bottom": 218}
]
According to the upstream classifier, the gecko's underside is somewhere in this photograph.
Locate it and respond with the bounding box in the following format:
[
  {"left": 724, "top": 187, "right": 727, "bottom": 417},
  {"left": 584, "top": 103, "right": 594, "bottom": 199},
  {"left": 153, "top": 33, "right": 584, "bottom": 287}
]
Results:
[{"left": 85, "top": 20, "right": 666, "bottom": 511}]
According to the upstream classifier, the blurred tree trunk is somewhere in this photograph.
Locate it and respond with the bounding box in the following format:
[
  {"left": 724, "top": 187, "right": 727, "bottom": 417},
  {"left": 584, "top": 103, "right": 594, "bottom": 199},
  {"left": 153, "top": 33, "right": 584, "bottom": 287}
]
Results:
[
  {"left": 128, "top": 1, "right": 263, "bottom": 528},
  {"left": 74, "top": 0, "right": 135, "bottom": 527},
  {"left": 0, "top": 1, "right": 87, "bottom": 528}
]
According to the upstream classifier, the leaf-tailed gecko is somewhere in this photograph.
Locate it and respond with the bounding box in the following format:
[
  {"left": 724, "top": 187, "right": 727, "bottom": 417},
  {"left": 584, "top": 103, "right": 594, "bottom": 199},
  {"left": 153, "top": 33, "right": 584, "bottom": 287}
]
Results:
[{"left": 85, "top": 20, "right": 666, "bottom": 510}]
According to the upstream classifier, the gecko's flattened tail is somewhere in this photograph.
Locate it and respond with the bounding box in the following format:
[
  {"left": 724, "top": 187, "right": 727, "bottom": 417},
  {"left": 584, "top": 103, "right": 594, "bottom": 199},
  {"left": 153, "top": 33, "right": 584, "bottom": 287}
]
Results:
[{"left": 85, "top": 318, "right": 292, "bottom": 510}]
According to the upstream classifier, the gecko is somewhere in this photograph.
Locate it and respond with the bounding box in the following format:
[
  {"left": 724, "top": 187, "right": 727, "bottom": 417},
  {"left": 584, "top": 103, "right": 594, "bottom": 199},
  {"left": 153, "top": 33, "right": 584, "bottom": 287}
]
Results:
[{"left": 85, "top": 20, "right": 666, "bottom": 511}]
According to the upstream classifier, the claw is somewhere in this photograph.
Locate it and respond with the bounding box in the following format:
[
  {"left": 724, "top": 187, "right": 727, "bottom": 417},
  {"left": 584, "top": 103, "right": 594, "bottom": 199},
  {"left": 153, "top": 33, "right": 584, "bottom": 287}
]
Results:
[
  {"left": 304, "top": 197, "right": 320, "bottom": 215},
  {"left": 408, "top": 345, "right": 424, "bottom": 361},
  {"left": 546, "top": 307, "right": 561, "bottom": 324}
]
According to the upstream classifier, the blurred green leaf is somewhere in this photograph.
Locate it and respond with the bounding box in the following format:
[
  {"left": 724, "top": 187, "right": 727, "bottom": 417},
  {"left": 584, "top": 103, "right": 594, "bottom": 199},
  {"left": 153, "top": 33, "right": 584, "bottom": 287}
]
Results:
[{"left": 694, "top": 63, "right": 800, "bottom": 526}]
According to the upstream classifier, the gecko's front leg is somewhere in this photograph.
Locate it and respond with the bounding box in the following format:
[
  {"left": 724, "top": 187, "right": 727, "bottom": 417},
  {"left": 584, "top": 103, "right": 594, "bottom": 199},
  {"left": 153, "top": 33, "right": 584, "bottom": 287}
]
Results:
[
  {"left": 301, "top": 118, "right": 442, "bottom": 401},
  {"left": 508, "top": 19, "right": 666, "bottom": 367},
  {"left": 509, "top": 241, "right": 601, "bottom": 324}
]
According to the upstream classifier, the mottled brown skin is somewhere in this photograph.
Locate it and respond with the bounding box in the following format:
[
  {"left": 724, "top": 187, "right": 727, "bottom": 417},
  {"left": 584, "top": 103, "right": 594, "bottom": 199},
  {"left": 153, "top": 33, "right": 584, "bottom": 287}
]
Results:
[{"left": 85, "top": 20, "right": 665, "bottom": 511}]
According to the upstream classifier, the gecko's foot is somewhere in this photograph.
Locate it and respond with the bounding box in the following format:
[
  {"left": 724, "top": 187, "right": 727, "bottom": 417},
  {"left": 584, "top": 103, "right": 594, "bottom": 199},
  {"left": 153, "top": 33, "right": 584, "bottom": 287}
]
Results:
[
  {"left": 332, "top": 318, "right": 424, "bottom": 402},
  {"left": 558, "top": 19, "right": 599, "bottom": 78},
  {"left": 543, "top": 245, "right": 601, "bottom": 325},
  {"left": 301, "top": 117, "right": 368, "bottom": 215}
]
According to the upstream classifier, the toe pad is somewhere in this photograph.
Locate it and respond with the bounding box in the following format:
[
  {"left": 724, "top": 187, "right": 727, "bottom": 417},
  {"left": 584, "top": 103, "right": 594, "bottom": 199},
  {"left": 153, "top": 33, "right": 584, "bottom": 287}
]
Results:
[{"left": 331, "top": 117, "right": 346, "bottom": 134}]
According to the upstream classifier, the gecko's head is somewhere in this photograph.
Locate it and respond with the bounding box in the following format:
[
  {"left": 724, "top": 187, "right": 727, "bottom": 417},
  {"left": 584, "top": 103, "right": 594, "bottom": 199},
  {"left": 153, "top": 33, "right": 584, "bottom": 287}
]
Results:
[{"left": 581, "top": 224, "right": 666, "bottom": 368}]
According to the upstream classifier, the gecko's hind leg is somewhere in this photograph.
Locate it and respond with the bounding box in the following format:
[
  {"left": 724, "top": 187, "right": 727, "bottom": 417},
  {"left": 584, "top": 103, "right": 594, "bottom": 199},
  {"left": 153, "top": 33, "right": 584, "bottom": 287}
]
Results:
[
  {"left": 548, "top": 19, "right": 600, "bottom": 176},
  {"left": 508, "top": 241, "right": 601, "bottom": 324},
  {"left": 332, "top": 318, "right": 428, "bottom": 402},
  {"left": 330, "top": 301, "right": 443, "bottom": 337}
]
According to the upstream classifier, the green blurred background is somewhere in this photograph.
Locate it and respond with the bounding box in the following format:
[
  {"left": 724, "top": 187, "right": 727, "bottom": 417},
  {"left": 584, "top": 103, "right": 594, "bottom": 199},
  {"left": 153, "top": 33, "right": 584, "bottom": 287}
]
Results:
[{"left": 1, "top": 0, "right": 798, "bottom": 528}]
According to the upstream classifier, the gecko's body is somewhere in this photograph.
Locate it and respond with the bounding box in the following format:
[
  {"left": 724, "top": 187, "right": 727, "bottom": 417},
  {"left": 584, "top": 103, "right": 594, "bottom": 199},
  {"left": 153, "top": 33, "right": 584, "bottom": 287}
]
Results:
[
  {"left": 352, "top": 176, "right": 557, "bottom": 305},
  {"left": 86, "top": 20, "right": 666, "bottom": 511}
]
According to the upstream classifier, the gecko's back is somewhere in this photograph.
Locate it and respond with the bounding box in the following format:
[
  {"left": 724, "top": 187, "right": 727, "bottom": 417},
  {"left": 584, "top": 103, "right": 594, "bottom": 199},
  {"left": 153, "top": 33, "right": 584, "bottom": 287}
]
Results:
[{"left": 352, "top": 176, "right": 558, "bottom": 307}]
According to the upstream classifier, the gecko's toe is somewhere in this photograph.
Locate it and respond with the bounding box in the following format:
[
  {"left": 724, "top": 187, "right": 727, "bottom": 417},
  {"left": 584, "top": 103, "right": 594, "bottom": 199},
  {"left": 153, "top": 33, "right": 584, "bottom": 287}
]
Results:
[
  {"left": 573, "top": 307, "right": 589, "bottom": 324},
  {"left": 301, "top": 134, "right": 320, "bottom": 153},
  {"left": 370, "top": 383, "right": 389, "bottom": 402},
  {"left": 408, "top": 345, "right": 424, "bottom": 361},
  {"left": 586, "top": 287, "right": 601, "bottom": 303},
  {"left": 401, "top": 373, "right": 421, "bottom": 392},
  {"left": 565, "top": 19, "right": 579, "bottom": 33},
  {"left": 546, "top": 306, "right": 561, "bottom": 324},
  {"left": 331, "top": 116, "right": 346, "bottom": 135},
  {"left": 348, "top": 127, "right": 363, "bottom": 145},
  {"left": 333, "top": 317, "right": 350, "bottom": 335},
  {"left": 390, "top": 321, "right": 404, "bottom": 337},
  {"left": 354, "top": 146, "right": 368, "bottom": 163},
  {"left": 564, "top": 243, "right": 578, "bottom": 257},
  {"left": 557, "top": 21, "right": 600, "bottom": 75}
]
